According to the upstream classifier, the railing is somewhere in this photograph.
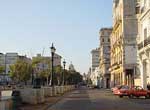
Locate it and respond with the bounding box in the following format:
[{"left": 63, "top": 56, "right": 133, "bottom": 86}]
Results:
[
  {"left": 144, "top": 36, "right": 150, "bottom": 47},
  {"left": 138, "top": 42, "right": 143, "bottom": 50},
  {"left": 138, "top": 36, "right": 150, "bottom": 50}
]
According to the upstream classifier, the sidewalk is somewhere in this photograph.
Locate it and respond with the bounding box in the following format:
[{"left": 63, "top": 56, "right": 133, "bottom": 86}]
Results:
[{"left": 19, "top": 93, "right": 69, "bottom": 110}]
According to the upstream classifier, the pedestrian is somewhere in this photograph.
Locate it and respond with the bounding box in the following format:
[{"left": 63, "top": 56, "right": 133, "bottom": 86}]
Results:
[{"left": 147, "top": 82, "right": 150, "bottom": 90}]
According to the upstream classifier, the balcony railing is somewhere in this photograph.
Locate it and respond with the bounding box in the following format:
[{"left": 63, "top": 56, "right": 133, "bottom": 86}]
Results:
[{"left": 138, "top": 36, "right": 150, "bottom": 50}]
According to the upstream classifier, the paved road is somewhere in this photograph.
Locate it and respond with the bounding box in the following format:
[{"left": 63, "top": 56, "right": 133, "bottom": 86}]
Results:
[{"left": 48, "top": 87, "right": 150, "bottom": 110}]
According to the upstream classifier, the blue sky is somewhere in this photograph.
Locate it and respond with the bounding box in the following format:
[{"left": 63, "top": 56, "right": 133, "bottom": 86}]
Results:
[{"left": 0, "top": 0, "right": 112, "bottom": 74}]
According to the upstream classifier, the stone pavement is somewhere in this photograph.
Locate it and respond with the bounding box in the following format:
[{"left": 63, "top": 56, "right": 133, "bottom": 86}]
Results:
[{"left": 19, "top": 93, "right": 69, "bottom": 110}]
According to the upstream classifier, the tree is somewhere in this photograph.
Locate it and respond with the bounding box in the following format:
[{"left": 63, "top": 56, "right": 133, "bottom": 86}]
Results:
[
  {"left": 32, "top": 56, "right": 51, "bottom": 85},
  {"left": 54, "top": 65, "right": 62, "bottom": 85},
  {"left": 65, "top": 70, "right": 83, "bottom": 85},
  {"left": 9, "top": 60, "right": 32, "bottom": 84},
  {"left": 0, "top": 66, "right": 5, "bottom": 74}
]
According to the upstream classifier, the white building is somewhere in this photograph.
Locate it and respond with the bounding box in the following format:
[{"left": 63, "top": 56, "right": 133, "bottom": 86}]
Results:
[
  {"left": 0, "top": 53, "right": 31, "bottom": 83},
  {"left": 53, "top": 53, "right": 62, "bottom": 66},
  {"left": 69, "top": 63, "right": 75, "bottom": 72},
  {"left": 32, "top": 53, "right": 62, "bottom": 77},
  {"left": 90, "top": 67, "right": 101, "bottom": 87},
  {"left": 91, "top": 48, "right": 99, "bottom": 73},
  {"left": 137, "top": 0, "right": 150, "bottom": 89},
  {"left": 32, "top": 54, "right": 50, "bottom": 74},
  {"left": 5, "top": 53, "right": 18, "bottom": 75}
]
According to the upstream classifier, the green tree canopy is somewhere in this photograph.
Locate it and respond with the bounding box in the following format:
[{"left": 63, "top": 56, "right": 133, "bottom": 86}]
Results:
[
  {"left": 0, "top": 66, "right": 5, "bottom": 74},
  {"left": 65, "top": 70, "right": 83, "bottom": 85},
  {"left": 9, "top": 60, "right": 32, "bottom": 83},
  {"left": 32, "top": 56, "right": 51, "bottom": 79}
]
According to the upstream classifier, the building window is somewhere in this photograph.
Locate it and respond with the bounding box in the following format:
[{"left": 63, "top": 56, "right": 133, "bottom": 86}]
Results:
[
  {"left": 144, "top": 28, "right": 147, "bottom": 39},
  {"left": 108, "top": 38, "right": 110, "bottom": 42},
  {"left": 135, "top": 6, "right": 140, "bottom": 14},
  {"left": 102, "top": 38, "right": 104, "bottom": 42}
]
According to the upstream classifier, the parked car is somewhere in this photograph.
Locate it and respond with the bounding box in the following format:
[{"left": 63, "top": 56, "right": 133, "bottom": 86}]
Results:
[
  {"left": 114, "top": 85, "right": 130, "bottom": 98},
  {"left": 129, "top": 86, "right": 150, "bottom": 98},
  {"left": 111, "top": 85, "right": 122, "bottom": 92}
]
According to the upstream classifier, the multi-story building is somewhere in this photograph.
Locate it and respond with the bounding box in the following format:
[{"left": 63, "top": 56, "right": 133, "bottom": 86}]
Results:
[
  {"left": 5, "top": 53, "right": 18, "bottom": 75},
  {"left": 50, "top": 53, "right": 62, "bottom": 67},
  {"left": 0, "top": 53, "right": 5, "bottom": 72},
  {"left": 91, "top": 48, "right": 99, "bottom": 73},
  {"left": 0, "top": 53, "right": 5, "bottom": 82},
  {"left": 110, "top": 0, "right": 138, "bottom": 87},
  {"left": 0, "top": 53, "right": 31, "bottom": 82},
  {"left": 137, "top": 0, "right": 150, "bottom": 89},
  {"left": 32, "top": 54, "right": 51, "bottom": 73},
  {"left": 32, "top": 53, "right": 62, "bottom": 75},
  {"left": 99, "top": 28, "right": 112, "bottom": 88}
]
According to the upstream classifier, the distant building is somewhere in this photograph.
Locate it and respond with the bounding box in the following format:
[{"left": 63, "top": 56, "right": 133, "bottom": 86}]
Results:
[
  {"left": 69, "top": 62, "right": 75, "bottom": 72},
  {"left": 53, "top": 53, "right": 62, "bottom": 66},
  {"left": 0, "top": 52, "right": 31, "bottom": 83},
  {"left": 83, "top": 73, "right": 87, "bottom": 82},
  {"left": 0, "top": 53, "right": 5, "bottom": 69},
  {"left": 32, "top": 54, "right": 50, "bottom": 74},
  {"left": 32, "top": 53, "right": 62, "bottom": 76},
  {"left": 91, "top": 48, "right": 99, "bottom": 72},
  {"left": 90, "top": 67, "right": 101, "bottom": 86},
  {"left": 99, "top": 28, "right": 112, "bottom": 88},
  {"left": 87, "top": 67, "right": 91, "bottom": 78},
  {"left": 5, "top": 53, "right": 18, "bottom": 75}
]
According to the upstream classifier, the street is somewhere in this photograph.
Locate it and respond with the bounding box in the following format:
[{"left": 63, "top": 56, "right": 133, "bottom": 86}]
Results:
[{"left": 48, "top": 86, "right": 150, "bottom": 110}]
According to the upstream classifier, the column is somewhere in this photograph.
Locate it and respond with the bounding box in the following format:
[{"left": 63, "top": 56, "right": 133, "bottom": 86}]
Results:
[
  {"left": 147, "top": 59, "right": 150, "bottom": 83},
  {"left": 141, "top": 60, "right": 147, "bottom": 89}
]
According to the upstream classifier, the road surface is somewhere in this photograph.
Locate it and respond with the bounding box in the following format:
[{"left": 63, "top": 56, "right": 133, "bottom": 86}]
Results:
[{"left": 48, "top": 86, "right": 150, "bottom": 110}]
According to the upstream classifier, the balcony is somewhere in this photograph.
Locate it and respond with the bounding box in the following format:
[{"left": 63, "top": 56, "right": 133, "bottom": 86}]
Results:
[
  {"left": 138, "top": 36, "right": 150, "bottom": 50},
  {"left": 138, "top": 42, "right": 143, "bottom": 50},
  {"left": 144, "top": 36, "right": 150, "bottom": 47}
]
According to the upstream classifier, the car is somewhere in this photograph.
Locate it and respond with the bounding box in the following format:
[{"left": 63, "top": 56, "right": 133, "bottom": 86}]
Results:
[
  {"left": 114, "top": 85, "right": 130, "bottom": 98},
  {"left": 111, "top": 85, "right": 121, "bottom": 92},
  {"left": 129, "top": 86, "right": 150, "bottom": 98}
]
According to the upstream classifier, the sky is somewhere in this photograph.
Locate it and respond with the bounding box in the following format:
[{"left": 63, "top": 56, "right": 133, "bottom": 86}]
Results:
[{"left": 0, "top": 0, "right": 112, "bottom": 74}]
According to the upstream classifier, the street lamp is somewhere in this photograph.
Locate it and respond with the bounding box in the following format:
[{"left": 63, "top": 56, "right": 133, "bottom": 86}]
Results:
[
  {"left": 62, "top": 59, "right": 66, "bottom": 85},
  {"left": 50, "top": 43, "right": 56, "bottom": 86}
]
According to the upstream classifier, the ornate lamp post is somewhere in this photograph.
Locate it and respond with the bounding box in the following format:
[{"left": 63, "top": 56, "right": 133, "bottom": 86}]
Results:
[
  {"left": 62, "top": 59, "right": 66, "bottom": 85},
  {"left": 50, "top": 43, "right": 56, "bottom": 86}
]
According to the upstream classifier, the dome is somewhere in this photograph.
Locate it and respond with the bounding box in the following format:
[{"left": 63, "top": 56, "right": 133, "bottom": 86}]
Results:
[{"left": 69, "top": 62, "right": 75, "bottom": 71}]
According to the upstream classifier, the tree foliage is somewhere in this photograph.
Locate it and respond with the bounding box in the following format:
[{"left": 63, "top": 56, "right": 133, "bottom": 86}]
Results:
[
  {"left": 9, "top": 60, "right": 32, "bottom": 83},
  {"left": 65, "top": 70, "right": 83, "bottom": 85},
  {"left": 32, "top": 56, "right": 51, "bottom": 85},
  {"left": 0, "top": 66, "right": 5, "bottom": 74},
  {"left": 32, "top": 57, "right": 51, "bottom": 78},
  {"left": 54, "top": 65, "right": 62, "bottom": 85}
]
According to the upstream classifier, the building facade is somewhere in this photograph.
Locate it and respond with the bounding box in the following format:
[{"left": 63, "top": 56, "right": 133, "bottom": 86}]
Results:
[
  {"left": 53, "top": 53, "right": 62, "bottom": 66},
  {"left": 32, "top": 54, "right": 51, "bottom": 75},
  {"left": 91, "top": 48, "right": 99, "bottom": 73},
  {"left": 137, "top": 0, "right": 150, "bottom": 89},
  {"left": 0, "top": 53, "right": 31, "bottom": 83},
  {"left": 110, "top": 0, "right": 138, "bottom": 87},
  {"left": 99, "top": 28, "right": 112, "bottom": 88},
  {"left": 90, "top": 67, "right": 101, "bottom": 86}
]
